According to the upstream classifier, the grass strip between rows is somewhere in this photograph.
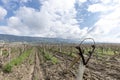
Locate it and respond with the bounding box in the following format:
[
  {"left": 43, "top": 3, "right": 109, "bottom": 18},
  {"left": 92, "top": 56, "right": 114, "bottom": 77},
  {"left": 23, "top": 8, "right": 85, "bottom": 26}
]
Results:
[{"left": 3, "top": 48, "right": 33, "bottom": 73}]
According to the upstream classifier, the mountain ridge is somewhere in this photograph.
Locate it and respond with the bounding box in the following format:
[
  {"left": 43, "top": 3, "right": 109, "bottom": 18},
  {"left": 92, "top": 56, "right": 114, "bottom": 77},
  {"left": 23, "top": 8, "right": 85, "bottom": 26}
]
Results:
[{"left": 0, "top": 34, "right": 77, "bottom": 43}]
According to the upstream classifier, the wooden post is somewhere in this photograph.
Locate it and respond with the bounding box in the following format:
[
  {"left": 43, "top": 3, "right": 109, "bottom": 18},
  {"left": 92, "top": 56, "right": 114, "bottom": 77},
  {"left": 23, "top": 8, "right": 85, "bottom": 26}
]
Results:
[
  {"left": 8, "top": 47, "right": 11, "bottom": 63},
  {"left": 0, "top": 48, "right": 2, "bottom": 56},
  {"left": 77, "top": 60, "right": 85, "bottom": 80},
  {"left": 59, "top": 44, "right": 62, "bottom": 52},
  {"left": 69, "top": 57, "right": 85, "bottom": 80},
  {"left": 43, "top": 44, "right": 45, "bottom": 53},
  {"left": 75, "top": 38, "right": 95, "bottom": 80}
]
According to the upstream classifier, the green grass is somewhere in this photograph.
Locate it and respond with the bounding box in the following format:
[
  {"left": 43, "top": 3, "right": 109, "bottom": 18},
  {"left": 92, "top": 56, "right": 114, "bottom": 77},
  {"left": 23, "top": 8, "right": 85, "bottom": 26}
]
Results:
[
  {"left": 43, "top": 51, "right": 59, "bottom": 64},
  {"left": 51, "top": 57, "right": 59, "bottom": 64},
  {"left": 3, "top": 48, "right": 32, "bottom": 73},
  {"left": 95, "top": 48, "right": 116, "bottom": 57},
  {"left": 44, "top": 52, "right": 53, "bottom": 60},
  {"left": 104, "top": 50, "right": 114, "bottom": 55},
  {"left": 2, "top": 50, "right": 8, "bottom": 56},
  {"left": 3, "top": 64, "right": 13, "bottom": 73}
]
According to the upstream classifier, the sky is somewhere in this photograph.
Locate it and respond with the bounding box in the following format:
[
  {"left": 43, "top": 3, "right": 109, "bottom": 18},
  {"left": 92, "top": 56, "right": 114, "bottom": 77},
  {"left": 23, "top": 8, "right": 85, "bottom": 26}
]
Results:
[{"left": 0, "top": 0, "right": 120, "bottom": 43}]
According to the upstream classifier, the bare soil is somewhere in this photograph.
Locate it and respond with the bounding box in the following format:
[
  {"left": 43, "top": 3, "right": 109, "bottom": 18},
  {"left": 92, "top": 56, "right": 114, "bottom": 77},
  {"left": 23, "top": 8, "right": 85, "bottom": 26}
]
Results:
[{"left": 0, "top": 46, "right": 120, "bottom": 80}]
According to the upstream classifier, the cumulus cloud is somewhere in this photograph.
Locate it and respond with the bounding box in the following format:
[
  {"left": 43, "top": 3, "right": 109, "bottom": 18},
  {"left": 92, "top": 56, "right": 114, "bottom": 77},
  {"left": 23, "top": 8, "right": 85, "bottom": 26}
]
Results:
[
  {"left": 1, "top": 0, "right": 31, "bottom": 4},
  {"left": 0, "top": 26, "right": 20, "bottom": 35},
  {"left": 0, "top": 6, "right": 7, "bottom": 20},
  {"left": 78, "top": 0, "right": 87, "bottom": 3},
  {"left": 88, "top": 0, "right": 120, "bottom": 42},
  {"left": 20, "top": 0, "right": 31, "bottom": 3},
  {"left": 1, "top": 0, "right": 88, "bottom": 39},
  {"left": 1, "top": 0, "right": 31, "bottom": 10},
  {"left": 0, "top": 0, "right": 120, "bottom": 43}
]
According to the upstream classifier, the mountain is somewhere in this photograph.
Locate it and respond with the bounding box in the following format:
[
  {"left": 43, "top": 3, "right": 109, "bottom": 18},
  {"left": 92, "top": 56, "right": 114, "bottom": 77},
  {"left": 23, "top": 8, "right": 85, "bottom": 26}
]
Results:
[{"left": 0, "top": 34, "right": 77, "bottom": 43}]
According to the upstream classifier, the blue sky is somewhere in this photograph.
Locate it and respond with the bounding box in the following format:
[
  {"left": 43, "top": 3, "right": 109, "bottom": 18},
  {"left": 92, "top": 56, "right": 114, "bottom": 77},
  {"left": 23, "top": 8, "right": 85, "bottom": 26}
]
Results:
[{"left": 0, "top": 0, "right": 120, "bottom": 43}]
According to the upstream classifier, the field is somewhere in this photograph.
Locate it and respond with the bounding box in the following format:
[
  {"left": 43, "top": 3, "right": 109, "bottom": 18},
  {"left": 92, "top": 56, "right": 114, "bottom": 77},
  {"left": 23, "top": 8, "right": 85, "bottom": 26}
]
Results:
[{"left": 0, "top": 42, "right": 120, "bottom": 80}]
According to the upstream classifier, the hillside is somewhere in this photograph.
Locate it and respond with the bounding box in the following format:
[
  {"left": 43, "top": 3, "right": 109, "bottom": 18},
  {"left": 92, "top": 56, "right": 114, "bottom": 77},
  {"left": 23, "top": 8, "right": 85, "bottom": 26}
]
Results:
[{"left": 0, "top": 34, "right": 77, "bottom": 43}]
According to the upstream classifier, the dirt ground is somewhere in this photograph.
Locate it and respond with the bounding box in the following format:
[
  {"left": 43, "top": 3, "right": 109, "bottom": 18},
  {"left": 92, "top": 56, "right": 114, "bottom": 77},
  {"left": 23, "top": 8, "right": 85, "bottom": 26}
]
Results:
[{"left": 0, "top": 46, "right": 120, "bottom": 80}]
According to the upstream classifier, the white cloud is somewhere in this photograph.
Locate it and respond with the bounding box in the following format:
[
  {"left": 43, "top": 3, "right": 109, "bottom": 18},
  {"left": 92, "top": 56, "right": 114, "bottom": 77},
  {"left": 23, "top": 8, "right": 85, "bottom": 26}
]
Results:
[
  {"left": 78, "top": 0, "right": 87, "bottom": 3},
  {"left": 1, "top": 0, "right": 86, "bottom": 39},
  {"left": 0, "top": 26, "right": 21, "bottom": 35},
  {"left": 20, "top": 0, "right": 31, "bottom": 3},
  {"left": 88, "top": 0, "right": 120, "bottom": 42},
  {"left": 7, "top": 16, "right": 30, "bottom": 35},
  {"left": 36, "top": 0, "right": 81, "bottom": 38},
  {"left": 77, "top": 0, "right": 88, "bottom": 6},
  {"left": 1, "top": 0, "right": 120, "bottom": 43},
  {"left": 0, "top": 6, "right": 7, "bottom": 20},
  {"left": 87, "top": 3, "right": 118, "bottom": 13},
  {"left": 88, "top": 0, "right": 120, "bottom": 13},
  {"left": 2, "top": 0, "right": 30, "bottom": 4},
  {"left": 88, "top": 3, "right": 108, "bottom": 12},
  {"left": 100, "top": 0, "right": 112, "bottom": 4},
  {"left": 1, "top": 0, "right": 31, "bottom": 10}
]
